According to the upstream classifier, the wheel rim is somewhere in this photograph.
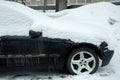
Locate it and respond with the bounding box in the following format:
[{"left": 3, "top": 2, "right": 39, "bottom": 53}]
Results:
[{"left": 71, "top": 51, "right": 96, "bottom": 74}]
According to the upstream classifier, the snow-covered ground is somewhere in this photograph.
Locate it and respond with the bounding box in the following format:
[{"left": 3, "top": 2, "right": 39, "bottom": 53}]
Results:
[{"left": 0, "top": 1, "right": 120, "bottom": 80}]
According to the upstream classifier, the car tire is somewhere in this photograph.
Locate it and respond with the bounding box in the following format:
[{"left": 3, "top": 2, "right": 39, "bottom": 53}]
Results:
[{"left": 67, "top": 47, "right": 99, "bottom": 75}]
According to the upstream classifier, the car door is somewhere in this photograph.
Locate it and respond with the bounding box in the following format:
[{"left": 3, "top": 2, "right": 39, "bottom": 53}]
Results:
[
  {"left": 0, "top": 36, "right": 43, "bottom": 55},
  {"left": 43, "top": 37, "right": 73, "bottom": 56},
  {"left": 0, "top": 36, "right": 49, "bottom": 67},
  {"left": 42, "top": 37, "right": 73, "bottom": 68}
]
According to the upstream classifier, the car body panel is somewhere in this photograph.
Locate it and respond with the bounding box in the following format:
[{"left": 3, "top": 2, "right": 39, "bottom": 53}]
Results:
[{"left": 0, "top": 34, "right": 114, "bottom": 69}]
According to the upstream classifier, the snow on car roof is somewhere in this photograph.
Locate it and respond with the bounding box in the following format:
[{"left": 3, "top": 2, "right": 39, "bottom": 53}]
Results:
[
  {"left": 0, "top": 1, "right": 51, "bottom": 35},
  {"left": 0, "top": 1, "right": 120, "bottom": 49}
]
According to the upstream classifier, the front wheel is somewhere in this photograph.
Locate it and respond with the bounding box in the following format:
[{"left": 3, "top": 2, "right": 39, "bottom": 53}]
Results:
[{"left": 67, "top": 47, "right": 99, "bottom": 75}]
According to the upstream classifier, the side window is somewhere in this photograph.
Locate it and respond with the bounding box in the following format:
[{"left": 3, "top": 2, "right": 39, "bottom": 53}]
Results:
[{"left": 0, "top": 5, "right": 33, "bottom": 35}]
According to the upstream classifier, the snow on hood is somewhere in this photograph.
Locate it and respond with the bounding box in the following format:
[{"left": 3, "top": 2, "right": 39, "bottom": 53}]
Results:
[{"left": 33, "top": 2, "right": 120, "bottom": 49}]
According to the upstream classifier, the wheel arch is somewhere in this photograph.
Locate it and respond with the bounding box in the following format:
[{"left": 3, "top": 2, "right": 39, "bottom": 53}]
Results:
[
  {"left": 64, "top": 43, "right": 102, "bottom": 67},
  {"left": 65, "top": 43, "right": 102, "bottom": 58}
]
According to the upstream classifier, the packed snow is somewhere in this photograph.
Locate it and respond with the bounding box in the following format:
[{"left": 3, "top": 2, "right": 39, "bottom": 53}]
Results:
[
  {"left": 0, "top": 1, "right": 118, "bottom": 49},
  {"left": 0, "top": 1, "right": 120, "bottom": 80},
  {"left": 0, "top": 1, "right": 52, "bottom": 35},
  {"left": 45, "top": 2, "right": 120, "bottom": 49}
]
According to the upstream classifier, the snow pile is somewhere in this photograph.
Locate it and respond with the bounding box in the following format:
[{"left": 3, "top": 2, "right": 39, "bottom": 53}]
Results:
[
  {"left": 46, "top": 9, "right": 70, "bottom": 19},
  {"left": 0, "top": 1, "right": 52, "bottom": 35},
  {"left": 0, "top": 1, "right": 119, "bottom": 49},
  {"left": 37, "top": 2, "right": 119, "bottom": 49}
]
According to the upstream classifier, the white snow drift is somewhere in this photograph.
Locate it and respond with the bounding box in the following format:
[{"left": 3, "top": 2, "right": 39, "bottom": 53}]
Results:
[
  {"left": 0, "top": 1, "right": 118, "bottom": 49},
  {"left": 0, "top": 1, "right": 52, "bottom": 35}
]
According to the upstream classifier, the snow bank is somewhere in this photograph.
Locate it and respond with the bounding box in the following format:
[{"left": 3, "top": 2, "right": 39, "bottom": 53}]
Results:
[
  {"left": 0, "top": 1, "right": 119, "bottom": 49},
  {"left": 0, "top": 1, "right": 52, "bottom": 35},
  {"left": 46, "top": 9, "right": 70, "bottom": 19},
  {"left": 40, "top": 2, "right": 120, "bottom": 49}
]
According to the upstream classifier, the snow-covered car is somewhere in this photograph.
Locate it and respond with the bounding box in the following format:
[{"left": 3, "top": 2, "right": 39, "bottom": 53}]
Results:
[{"left": 0, "top": 1, "right": 115, "bottom": 75}]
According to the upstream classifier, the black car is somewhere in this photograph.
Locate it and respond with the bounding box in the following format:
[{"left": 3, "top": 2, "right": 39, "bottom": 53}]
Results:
[
  {"left": 0, "top": 30, "right": 114, "bottom": 75},
  {"left": 0, "top": 1, "right": 114, "bottom": 75}
]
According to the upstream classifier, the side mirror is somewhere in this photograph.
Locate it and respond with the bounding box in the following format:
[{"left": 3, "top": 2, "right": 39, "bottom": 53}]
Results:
[{"left": 29, "top": 30, "right": 42, "bottom": 38}]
